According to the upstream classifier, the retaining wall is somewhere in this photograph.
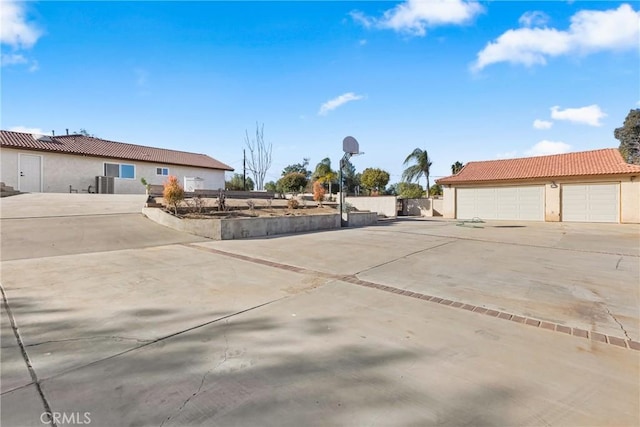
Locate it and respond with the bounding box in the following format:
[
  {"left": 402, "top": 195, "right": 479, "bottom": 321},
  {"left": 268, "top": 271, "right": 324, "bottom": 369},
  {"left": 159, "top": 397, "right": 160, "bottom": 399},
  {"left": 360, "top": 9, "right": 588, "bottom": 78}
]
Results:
[
  {"left": 143, "top": 207, "right": 343, "bottom": 240},
  {"left": 347, "top": 212, "right": 379, "bottom": 227},
  {"left": 142, "top": 207, "right": 222, "bottom": 239},
  {"left": 220, "top": 213, "right": 340, "bottom": 239}
]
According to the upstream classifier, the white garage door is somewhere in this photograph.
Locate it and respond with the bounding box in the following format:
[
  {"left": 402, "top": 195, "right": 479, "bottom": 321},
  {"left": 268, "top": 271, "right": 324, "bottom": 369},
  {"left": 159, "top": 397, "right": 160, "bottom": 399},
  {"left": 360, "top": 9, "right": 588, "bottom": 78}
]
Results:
[
  {"left": 562, "top": 183, "right": 619, "bottom": 223},
  {"left": 457, "top": 186, "right": 544, "bottom": 221}
]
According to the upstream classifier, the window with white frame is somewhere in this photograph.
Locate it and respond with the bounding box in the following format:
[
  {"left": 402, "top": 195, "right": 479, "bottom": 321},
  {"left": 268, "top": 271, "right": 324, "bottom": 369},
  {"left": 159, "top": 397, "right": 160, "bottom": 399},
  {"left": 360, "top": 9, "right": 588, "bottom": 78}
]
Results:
[
  {"left": 156, "top": 167, "right": 169, "bottom": 176},
  {"left": 104, "top": 162, "right": 135, "bottom": 179}
]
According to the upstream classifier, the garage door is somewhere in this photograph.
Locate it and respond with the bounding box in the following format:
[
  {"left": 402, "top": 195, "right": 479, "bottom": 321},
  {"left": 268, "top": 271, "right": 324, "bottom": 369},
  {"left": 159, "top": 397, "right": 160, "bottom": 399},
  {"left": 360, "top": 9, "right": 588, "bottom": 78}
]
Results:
[
  {"left": 562, "top": 183, "right": 619, "bottom": 223},
  {"left": 456, "top": 186, "right": 544, "bottom": 221}
]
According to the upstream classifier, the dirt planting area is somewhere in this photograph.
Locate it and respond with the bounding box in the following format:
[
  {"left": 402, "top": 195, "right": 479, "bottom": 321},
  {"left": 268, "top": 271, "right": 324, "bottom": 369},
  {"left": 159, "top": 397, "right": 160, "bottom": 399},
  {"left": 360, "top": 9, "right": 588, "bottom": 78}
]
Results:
[{"left": 152, "top": 196, "right": 339, "bottom": 218}]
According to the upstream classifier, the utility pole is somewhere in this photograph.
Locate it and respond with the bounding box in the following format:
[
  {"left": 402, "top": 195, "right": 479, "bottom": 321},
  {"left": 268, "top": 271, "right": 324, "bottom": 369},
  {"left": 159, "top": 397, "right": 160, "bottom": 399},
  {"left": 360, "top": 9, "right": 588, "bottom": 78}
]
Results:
[{"left": 243, "top": 149, "right": 246, "bottom": 191}]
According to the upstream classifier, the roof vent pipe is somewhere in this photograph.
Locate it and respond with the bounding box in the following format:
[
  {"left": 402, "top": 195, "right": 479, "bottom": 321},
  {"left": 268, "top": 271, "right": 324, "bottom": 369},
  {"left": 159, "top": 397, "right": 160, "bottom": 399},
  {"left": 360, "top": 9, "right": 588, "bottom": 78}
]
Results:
[
  {"left": 52, "top": 130, "right": 55, "bottom": 136},
  {"left": 66, "top": 128, "right": 69, "bottom": 135}
]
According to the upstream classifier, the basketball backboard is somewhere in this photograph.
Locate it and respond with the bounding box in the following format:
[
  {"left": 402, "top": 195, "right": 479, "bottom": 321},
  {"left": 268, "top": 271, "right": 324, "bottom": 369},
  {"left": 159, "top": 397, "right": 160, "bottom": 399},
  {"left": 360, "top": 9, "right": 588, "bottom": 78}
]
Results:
[{"left": 342, "top": 136, "right": 359, "bottom": 154}]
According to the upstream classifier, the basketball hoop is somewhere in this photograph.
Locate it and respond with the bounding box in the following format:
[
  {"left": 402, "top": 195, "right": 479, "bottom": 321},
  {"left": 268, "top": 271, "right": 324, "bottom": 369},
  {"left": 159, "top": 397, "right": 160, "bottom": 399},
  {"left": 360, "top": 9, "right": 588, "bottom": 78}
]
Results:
[{"left": 339, "top": 136, "right": 364, "bottom": 226}]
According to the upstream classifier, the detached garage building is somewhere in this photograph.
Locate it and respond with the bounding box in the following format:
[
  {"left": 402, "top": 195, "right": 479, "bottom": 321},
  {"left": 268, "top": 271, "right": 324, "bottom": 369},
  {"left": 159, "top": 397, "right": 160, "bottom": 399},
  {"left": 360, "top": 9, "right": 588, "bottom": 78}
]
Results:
[
  {"left": 437, "top": 149, "right": 640, "bottom": 224},
  {"left": 1, "top": 130, "right": 233, "bottom": 194}
]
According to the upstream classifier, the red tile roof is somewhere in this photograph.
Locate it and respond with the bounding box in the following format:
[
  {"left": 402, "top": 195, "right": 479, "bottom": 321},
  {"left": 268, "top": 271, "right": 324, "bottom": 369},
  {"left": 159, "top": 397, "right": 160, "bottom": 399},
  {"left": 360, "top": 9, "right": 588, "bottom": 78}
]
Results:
[
  {"left": 0, "top": 130, "right": 234, "bottom": 171},
  {"left": 437, "top": 149, "right": 640, "bottom": 184}
]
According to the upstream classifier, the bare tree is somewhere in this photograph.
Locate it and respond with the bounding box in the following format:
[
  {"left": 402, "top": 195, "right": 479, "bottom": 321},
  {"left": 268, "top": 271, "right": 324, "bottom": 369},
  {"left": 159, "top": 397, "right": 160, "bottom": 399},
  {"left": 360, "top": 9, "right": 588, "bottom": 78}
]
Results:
[{"left": 245, "top": 123, "right": 272, "bottom": 190}]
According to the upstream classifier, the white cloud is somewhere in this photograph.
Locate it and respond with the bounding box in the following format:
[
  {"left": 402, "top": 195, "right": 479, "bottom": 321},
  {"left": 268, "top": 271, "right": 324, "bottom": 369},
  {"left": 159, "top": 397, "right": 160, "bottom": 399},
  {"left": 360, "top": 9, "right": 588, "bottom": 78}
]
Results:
[
  {"left": 472, "top": 4, "right": 639, "bottom": 71},
  {"left": 28, "top": 59, "right": 38, "bottom": 72},
  {"left": 518, "top": 11, "right": 550, "bottom": 28},
  {"left": 1, "top": 1, "right": 42, "bottom": 71},
  {"left": 569, "top": 5, "right": 639, "bottom": 52},
  {"left": 496, "top": 151, "right": 518, "bottom": 159},
  {"left": 533, "top": 119, "right": 553, "bottom": 130},
  {"left": 1, "top": 52, "right": 27, "bottom": 66},
  {"left": 550, "top": 104, "right": 606, "bottom": 126},
  {"left": 525, "top": 140, "right": 572, "bottom": 156},
  {"left": 350, "top": 11, "right": 373, "bottom": 29},
  {"left": 318, "top": 92, "right": 364, "bottom": 116},
  {"left": 0, "top": 1, "right": 42, "bottom": 49},
  {"left": 497, "top": 140, "right": 572, "bottom": 158},
  {"left": 473, "top": 27, "right": 572, "bottom": 70},
  {"left": 351, "top": 0, "right": 483, "bottom": 36},
  {"left": 9, "top": 126, "right": 45, "bottom": 134},
  {"left": 1, "top": 52, "right": 38, "bottom": 70},
  {"left": 358, "top": 39, "right": 367, "bottom": 46}
]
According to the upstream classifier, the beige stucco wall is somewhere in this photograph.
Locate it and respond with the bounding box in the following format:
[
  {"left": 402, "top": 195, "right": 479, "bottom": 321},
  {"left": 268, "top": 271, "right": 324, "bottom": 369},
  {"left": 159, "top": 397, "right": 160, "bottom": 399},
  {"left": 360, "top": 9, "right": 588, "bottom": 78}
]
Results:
[
  {"left": 545, "top": 183, "right": 560, "bottom": 222},
  {"left": 442, "top": 186, "right": 456, "bottom": 219},
  {"left": 405, "top": 198, "right": 433, "bottom": 216},
  {"left": 440, "top": 175, "right": 640, "bottom": 224},
  {"left": 345, "top": 196, "right": 397, "bottom": 218},
  {"left": 0, "top": 148, "right": 20, "bottom": 189},
  {"left": 432, "top": 198, "right": 444, "bottom": 216},
  {"left": 620, "top": 179, "right": 640, "bottom": 223},
  {"left": 1, "top": 148, "right": 226, "bottom": 194}
]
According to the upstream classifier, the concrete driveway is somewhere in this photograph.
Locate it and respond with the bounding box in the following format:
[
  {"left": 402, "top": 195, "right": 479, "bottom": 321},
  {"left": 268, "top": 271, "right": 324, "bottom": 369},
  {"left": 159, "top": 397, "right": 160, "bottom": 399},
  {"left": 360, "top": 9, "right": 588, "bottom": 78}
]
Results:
[{"left": 1, "top": 194, "right": 638, "bottom": 426}]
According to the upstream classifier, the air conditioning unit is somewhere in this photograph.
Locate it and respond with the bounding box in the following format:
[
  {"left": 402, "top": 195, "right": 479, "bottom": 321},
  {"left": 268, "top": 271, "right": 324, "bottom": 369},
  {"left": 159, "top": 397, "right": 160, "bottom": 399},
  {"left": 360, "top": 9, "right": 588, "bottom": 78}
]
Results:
[{"left": 95, "top": 176, "right": 115, "bottom": 194}]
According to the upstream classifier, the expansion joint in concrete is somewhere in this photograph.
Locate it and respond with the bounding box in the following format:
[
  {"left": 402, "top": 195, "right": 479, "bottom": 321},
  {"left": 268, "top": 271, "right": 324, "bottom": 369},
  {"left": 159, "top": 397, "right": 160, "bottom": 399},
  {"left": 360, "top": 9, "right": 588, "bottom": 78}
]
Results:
[
  {"left": 1, "top": 283, "right": 57, "bottom": 426},
  {"left": 24, "top": 336, "right": 153, "bottom": 347},
  {"left": 354, "top": 239, "right": 456, "bottom": 275},
  {"left": 39, "top": 297, "right": 287, "bottom": 384},
  {"left": 177, "top": 244, "right": 640, "bottom": 352},
  {"left": 159, "top": 319, "right": 230, "bottom": 427},
  {"left": 370, "top": 228, "right": 640, "bottom": 258}
]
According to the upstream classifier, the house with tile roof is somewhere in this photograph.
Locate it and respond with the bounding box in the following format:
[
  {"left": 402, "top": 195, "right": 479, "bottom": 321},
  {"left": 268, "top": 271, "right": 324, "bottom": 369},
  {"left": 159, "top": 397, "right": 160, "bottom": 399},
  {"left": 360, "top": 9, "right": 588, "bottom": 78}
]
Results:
[
  {"left": 0, "top": 130, "right": 233, "bottom": 194},
  {"left": 436, "top": 149, "right": 640, "bottom": 224}
]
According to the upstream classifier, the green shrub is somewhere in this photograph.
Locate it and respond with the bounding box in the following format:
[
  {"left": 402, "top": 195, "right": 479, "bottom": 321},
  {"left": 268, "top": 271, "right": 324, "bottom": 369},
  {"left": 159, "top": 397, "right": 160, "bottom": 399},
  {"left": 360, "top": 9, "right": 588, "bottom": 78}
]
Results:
[
  {"left": 277, "top": 172, "right": 308, "bottom": 194},
  {"left": 397, "top": 182, "right": 425, "bottom": 199},
  {"left": 361, "top": 168, "right": 390, "bottom": 194}
]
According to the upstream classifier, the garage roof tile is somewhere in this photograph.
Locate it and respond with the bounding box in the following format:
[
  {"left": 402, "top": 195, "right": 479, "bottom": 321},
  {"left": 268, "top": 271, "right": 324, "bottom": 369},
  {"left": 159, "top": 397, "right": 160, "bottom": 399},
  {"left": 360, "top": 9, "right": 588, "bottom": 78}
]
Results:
[
  {"left": 1, "top": 130, "right": 234, "bottom": 171},
  {"left": 437, "top": 149, "right": 640, "bottom": 184}
]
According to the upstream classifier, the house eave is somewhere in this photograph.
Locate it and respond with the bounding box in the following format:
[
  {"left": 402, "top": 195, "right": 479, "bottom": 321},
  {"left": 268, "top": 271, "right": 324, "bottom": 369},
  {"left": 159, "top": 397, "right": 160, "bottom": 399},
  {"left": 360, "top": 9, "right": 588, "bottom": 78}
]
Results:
[
  {"left": 437, "top": 173, "right": 640, "bottom": 186},
  {"left": 1, "top": 145, "right": 234, "bottom": 172}
]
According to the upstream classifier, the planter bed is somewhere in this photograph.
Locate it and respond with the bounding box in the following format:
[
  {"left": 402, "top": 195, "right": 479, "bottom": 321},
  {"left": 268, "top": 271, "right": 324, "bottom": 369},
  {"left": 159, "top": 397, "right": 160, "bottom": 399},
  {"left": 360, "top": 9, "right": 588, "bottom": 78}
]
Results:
[{"left": 142, "top": 207, "right": 342, "bottom": 240}]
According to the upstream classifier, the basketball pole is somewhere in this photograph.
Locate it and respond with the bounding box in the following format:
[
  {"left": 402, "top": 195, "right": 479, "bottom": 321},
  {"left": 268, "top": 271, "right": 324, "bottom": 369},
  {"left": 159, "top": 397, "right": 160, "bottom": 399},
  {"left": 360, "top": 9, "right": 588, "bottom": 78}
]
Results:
[
  {"left": 339, "top": 152, "right": 352, "bottom": 227},
  {"left": 340, "top": 136, "right": 362, "bottom": 228}
]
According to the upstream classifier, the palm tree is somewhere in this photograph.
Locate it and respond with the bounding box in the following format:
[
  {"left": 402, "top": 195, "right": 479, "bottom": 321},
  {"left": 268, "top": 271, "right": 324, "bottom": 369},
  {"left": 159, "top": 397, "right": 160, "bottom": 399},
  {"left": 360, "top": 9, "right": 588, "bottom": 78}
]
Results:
[
  {"left": 402, "top": 148, "right": 432, "bottom": 196},
  {"left": 313, "top": 158, "right": 337, "bottom": 195},
  {"left": 451, "top": 161, "right": 464, "bottom": 174}
]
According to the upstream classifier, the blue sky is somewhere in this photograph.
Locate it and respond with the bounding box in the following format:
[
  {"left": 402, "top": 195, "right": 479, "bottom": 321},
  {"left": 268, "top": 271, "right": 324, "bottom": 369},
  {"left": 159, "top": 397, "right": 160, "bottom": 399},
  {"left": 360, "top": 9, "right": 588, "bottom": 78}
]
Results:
[{"left": 2, "top": 1, "right": 639, "bottom": 186}]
